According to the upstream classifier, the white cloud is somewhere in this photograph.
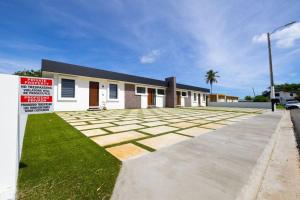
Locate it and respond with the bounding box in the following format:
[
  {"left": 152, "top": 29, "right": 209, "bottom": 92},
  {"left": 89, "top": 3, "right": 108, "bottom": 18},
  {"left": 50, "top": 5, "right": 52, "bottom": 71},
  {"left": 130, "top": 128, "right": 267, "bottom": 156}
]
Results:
[
  {"left": 252, "top": 33, "right": 267, "bottom": 43},
  {"left": 140, "top": 49, "right": 161, "bottom": 64},
  {"left": 273, "top": 22, "right": 300, "bottom": 48},
  {"left": 252, "top": 22, "right": 300, "bottom": 48}
]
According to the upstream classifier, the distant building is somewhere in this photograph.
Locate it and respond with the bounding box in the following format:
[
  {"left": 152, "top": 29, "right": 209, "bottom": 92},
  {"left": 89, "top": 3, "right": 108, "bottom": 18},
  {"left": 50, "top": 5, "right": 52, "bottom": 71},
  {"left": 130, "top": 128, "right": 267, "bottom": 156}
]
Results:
[
  {"left": 275, "top": 91, "right": 298, "bottom": 104},
  {"left": 208, "top": 94, "right": 239, "bottom": 103}
]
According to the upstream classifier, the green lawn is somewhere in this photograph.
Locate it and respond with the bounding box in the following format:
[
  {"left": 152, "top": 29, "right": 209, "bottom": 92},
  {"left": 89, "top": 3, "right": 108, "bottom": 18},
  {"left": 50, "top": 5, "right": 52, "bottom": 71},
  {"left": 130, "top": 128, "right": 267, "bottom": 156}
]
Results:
[
  {"left": 17, "top": 113, "right": 121, "bottom": 200},
  {"left": 276, "top": 104, "right": 285, "bottom": 110}
]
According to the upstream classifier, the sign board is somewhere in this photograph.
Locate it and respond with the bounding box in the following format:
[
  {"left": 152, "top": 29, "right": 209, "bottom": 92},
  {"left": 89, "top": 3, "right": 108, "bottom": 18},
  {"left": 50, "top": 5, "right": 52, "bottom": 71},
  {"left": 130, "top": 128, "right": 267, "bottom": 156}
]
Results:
[{"left": 19, "top": 77, "right": 54, "bottom": 114}]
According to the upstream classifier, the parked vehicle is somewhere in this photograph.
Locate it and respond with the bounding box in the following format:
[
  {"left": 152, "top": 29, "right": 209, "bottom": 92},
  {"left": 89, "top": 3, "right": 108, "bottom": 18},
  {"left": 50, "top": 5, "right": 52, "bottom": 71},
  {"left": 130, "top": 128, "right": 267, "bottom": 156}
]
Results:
[{"left": 285, "top": 100, "right": 300, "bottom": 109}]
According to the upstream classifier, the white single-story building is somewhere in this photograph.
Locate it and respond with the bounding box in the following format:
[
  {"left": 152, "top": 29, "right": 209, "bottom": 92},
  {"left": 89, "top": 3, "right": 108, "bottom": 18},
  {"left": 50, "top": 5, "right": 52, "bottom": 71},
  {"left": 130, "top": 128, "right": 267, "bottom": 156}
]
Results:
[
  {"left": 208, "top": 94, "right": 239, "bottom": 103},
  {"left": 41, "top": 60, "right": 210, "bottom": 111},
  {"left": 275, "top": 91, "right": 298, "bottom": 104}
]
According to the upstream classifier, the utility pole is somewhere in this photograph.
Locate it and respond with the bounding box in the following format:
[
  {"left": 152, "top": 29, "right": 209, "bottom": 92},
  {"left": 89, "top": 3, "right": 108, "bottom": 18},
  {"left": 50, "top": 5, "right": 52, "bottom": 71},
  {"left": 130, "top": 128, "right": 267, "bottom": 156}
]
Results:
[
  {"left": 267, "top": 33, "right": 275, "bottom": 111},
  {"left": 265, "top": 21, "right": 297, "bottom": 112}
]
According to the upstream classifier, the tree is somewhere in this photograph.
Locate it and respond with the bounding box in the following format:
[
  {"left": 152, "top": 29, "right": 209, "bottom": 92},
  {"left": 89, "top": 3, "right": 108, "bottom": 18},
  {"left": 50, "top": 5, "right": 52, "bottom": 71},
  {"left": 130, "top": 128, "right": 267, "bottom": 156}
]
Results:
[
  {"left": 205, "top": 70, "right": 219, "bottom": 94},
  {"left": 244, "top": 96, "right": 253, "bottom": 101},
  {"left": 13, "top": 69, "right": 41, "bottom": 77},
  {"left": 275, "top": 83, "right": 300, "bottom": 92},
  {"left": 253, "top": 95, "right": 268, "bottom": 102}
]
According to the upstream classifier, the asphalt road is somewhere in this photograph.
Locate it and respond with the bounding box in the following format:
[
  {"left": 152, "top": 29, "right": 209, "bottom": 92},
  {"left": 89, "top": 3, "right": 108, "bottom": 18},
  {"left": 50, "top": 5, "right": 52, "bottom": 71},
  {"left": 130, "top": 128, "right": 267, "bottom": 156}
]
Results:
[{"left": 290, "top": 109, "right": 300, "bottom": 156}]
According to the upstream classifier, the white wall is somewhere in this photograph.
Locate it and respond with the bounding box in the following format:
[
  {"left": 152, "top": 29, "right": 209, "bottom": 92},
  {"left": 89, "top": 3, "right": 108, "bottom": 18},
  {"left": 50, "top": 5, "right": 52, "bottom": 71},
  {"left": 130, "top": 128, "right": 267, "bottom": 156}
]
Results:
[
  {"left": 156, "top": 96, "right": 165, "bottom": 108},
  {"left": 49, "top": 74, "right": 125, "bottom": 111},
  {"left": 0, "top": 74, "right": 19, "bottom": 199},
  {"left": 181, "top": 97, "right": 185, "bottom": 107},
  {"left": 275, "top": 91, "right": 296, "bottom": 103},
  {"left": 208, "top": 102, "right": 271, "bottom": 109},
  {"left": 200, "top": 93, "right": 207, "bottom": 106},
  {"left": 191, "top": 92, "right": 198, "bottom": 107},
  {"left": 141, "top": 95, "right": 148, "bottom": 108}
]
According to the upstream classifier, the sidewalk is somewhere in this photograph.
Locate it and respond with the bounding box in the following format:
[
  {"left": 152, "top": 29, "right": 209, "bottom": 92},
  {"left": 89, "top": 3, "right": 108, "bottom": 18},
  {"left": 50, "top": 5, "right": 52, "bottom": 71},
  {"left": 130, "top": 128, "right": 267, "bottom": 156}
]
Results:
[
  {"left": 111, "top": 111, "right": 283, "bottom": 200},
  {"left": 257, "top": 111, "right": 300, "bottom": 200}
]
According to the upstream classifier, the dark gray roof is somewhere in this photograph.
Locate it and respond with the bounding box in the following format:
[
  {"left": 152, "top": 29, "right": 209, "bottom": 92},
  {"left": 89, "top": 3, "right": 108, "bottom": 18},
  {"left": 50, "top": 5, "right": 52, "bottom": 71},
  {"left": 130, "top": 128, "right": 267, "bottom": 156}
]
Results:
[
  {"left": 176, "top": 83, "right": 209, "bottom": 93},
  {"left": 41, "top": 59, "right": 209, "bottom": 93}
]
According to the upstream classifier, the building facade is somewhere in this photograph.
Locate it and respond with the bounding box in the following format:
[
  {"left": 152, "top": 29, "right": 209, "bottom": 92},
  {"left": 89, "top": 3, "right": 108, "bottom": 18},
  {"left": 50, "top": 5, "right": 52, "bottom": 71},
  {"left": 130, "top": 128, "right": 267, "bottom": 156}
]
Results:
[
  {"left": 275, "top": 91, "right": 298, "bottom": 104},
  {"left": 41, "top": 60, "right": 210, "bottom": 111},
  {"left": 208, "top": 94, "right": 239, "bottom": 103}
]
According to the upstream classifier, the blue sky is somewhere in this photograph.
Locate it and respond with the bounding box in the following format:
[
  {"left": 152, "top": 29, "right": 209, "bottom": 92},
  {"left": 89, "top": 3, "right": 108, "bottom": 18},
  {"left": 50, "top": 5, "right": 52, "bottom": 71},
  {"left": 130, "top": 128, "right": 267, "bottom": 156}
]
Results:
[{"left": 0, "top": 0, "right": 299, "bottom": 98}]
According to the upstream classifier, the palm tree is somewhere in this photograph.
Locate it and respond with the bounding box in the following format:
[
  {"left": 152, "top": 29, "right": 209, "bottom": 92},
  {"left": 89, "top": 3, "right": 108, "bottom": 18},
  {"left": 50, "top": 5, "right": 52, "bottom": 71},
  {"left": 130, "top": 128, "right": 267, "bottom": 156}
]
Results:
[{"left": 205, "top": 70, "right": 219, "bottom": 94}]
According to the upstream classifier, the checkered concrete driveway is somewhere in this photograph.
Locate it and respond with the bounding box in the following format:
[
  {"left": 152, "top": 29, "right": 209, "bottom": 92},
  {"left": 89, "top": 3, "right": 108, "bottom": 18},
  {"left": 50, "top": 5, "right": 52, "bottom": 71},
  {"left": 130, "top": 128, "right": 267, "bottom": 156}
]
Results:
[{"left": 57, "top": 107, "right": 265, "bottom": 161}]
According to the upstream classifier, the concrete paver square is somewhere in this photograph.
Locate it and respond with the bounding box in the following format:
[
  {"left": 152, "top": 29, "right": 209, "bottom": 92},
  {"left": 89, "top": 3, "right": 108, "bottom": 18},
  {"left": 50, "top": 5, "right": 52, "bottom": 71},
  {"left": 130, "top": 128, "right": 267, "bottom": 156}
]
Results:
[
  {"left": 143, "top": 118, "right": 161, "bottom": 122},
  {"left": 114, "top": 120, "right": 142, "bottom": 126},
  {"left": 82, "top": 129, "right": 108, "bottom": 137},
  {"left": 137, "top": 133, "right": 190, "bottom": 150},
  {"left": 105, "top": 124, "right": 145, "bottom": 133},
  {"left": 189, "top": 119, "right": 212, "bottom": 124},
  {"left": 140, "top": 126, "right": 179, "bottom": 135},
  {"left": 141, "top": 121, "right": 168, "bottom": 127},
  {"left": 91, "top": 131, "right": 147, "bottom": 146},
  {"left": 106, "top": 143, "right": 149, "bottom": 161},
  {"left": 89, "top": 119, "right": 117, "bottom": 124},
  {"left": 75, "top": 123, "right": 115, "bottom": 131},
  {"left": 164, "top": 118, "right": 186, "bottom": 123},
  {"left": 200, "top": 123, "right": 226, "bottom": 129},
  {"left": 170, "top": 122, "right": 196, "bottom": 128},
  {"left": 177, "top": 127, "right": 213, "bottom": 137},
  {"left": 69, "top": 121, "right": 88, "bottom": 126}
]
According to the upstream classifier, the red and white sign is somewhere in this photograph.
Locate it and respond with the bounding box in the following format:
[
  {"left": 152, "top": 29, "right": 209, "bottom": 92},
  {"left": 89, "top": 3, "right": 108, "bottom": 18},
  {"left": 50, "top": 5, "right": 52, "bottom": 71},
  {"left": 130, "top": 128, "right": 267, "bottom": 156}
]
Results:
[{"left": 19, "top": 77, "right": 53, "bottom": 114}]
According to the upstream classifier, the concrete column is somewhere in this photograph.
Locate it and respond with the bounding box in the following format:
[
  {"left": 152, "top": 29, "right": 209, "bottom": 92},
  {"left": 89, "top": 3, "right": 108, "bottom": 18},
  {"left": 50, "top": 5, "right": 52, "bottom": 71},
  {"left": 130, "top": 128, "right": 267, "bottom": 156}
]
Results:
[{"left": 165, "top": 77, "right": 176, "bottom": 108}]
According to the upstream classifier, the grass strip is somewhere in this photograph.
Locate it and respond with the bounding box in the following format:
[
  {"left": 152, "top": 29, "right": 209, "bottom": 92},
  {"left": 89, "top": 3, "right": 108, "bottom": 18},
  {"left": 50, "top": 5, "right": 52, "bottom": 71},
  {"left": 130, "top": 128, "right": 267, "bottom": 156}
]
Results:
[{"left": 17, "top": 113, "right": 121, "bottom": 200}]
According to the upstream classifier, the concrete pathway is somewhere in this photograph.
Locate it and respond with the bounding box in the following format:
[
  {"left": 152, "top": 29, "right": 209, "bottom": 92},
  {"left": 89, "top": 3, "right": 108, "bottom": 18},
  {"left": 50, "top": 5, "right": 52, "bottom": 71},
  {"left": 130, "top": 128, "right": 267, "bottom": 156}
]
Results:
[
  {"left": 257, "top": 111, "right": 300, "bottom": 200},
  {"left": 57, "top": 108, "right": 264, "bottom": 161},
  {"left": 111, "top": 111, "right": 283, "bottom": 200}
]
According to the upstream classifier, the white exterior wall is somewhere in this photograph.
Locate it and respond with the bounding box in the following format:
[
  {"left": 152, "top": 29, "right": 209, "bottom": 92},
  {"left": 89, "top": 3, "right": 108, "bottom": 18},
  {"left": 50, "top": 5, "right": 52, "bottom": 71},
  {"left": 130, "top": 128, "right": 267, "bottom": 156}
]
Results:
[
  {"left": 44, "top": 72, "right": 208, "bottom": 110},
  {"left": 141, "top": 95, "right": 148, "bottom": 108},
  {"left": 181, "top": 97, "right": 185, "bottom": 107},
  {"left": 275, "top": 91, "right": 297, "bottom": 103},
  {"left": 156, "top": 96, "right": 165, "bottom": 108},
  {"left": 200, "top": 93, "right": 207, "bottom": 106},
  {"left": 190, "top": 92, "right": 208, "bottom": 107},
  {"left": 218, "top": 98, "right": 226, "bottom": 102},
  {"left": 50, "top": 74, "right": 125, "bottom": 111},
  {"left": 192, "top": 92, "right": 198, "bottom": 107}
]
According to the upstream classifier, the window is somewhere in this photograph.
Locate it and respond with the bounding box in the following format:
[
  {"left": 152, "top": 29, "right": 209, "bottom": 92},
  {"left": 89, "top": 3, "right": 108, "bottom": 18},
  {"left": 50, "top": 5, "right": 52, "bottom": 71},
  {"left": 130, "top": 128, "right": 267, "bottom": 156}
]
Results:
[
  {"left": 136, "top": 86, "right": 146, "bottom": 95},
  {"left": 290, "top": 93, "right": 294, "bottom": 97},
  {"left": 275, "top": 93, "right": 280, "bottom": 97},
  {"left": 157, "top": 89, "right": 165, "bottom": 95},
  {"left": 109, "top": 83, "right": 118, "bottom": 99},
  {"left": 194, "top": 93, "right": 197, "bottom": 101},
  {"left": 182, "top": 91, "right": 187, "bottom": 97},
  {"left": 61, "top": 79, "right": 75, "bottom": 98}
]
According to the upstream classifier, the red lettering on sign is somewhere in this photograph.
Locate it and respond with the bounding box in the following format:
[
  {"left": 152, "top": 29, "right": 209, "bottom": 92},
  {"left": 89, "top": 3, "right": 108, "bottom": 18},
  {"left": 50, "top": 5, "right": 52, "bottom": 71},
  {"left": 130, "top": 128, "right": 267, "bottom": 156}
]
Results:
[
  {"left": 20, "top": 96, "right": 53, "bottom": 103},
  {"left": 20, "top": 77, "right": 53, "bottom": 86}
]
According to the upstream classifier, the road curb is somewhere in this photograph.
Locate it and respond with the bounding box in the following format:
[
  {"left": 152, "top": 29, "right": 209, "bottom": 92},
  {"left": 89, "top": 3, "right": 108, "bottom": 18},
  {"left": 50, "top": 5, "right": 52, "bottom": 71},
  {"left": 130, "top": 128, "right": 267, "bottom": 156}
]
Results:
[{"left": 236, "top": 111, "right": 286, "bottom": 200}]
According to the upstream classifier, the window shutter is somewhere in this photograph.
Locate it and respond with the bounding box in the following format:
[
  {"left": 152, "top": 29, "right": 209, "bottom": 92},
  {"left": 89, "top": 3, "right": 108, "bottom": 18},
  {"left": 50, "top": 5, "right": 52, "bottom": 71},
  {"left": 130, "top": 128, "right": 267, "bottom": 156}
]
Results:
[{"left": 61, "top": 79, "right": 75, "bottom": 98}]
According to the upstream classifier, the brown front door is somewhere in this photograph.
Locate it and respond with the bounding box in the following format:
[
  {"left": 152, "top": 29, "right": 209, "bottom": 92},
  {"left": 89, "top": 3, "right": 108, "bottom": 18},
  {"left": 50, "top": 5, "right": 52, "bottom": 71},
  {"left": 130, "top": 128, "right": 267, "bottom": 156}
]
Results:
[
  {"left": 176, "top": 91, "right": 181, "bottom": 105},
  {"left": 198, "top": 94, "right": 201, "bottom": 106},
  {"left": 89, "top": 82, "right": 99, "bottom": 107},
  {"left": 147, "top": 88, "right": 156, "bottom": 106}
]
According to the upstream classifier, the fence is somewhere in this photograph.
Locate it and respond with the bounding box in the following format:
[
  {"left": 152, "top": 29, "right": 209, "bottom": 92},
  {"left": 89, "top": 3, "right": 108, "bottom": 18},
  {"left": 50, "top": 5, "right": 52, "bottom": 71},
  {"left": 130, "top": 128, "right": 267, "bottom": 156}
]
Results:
[{"left": 208, "top": 102, "right": 272, "bottom": 109}]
